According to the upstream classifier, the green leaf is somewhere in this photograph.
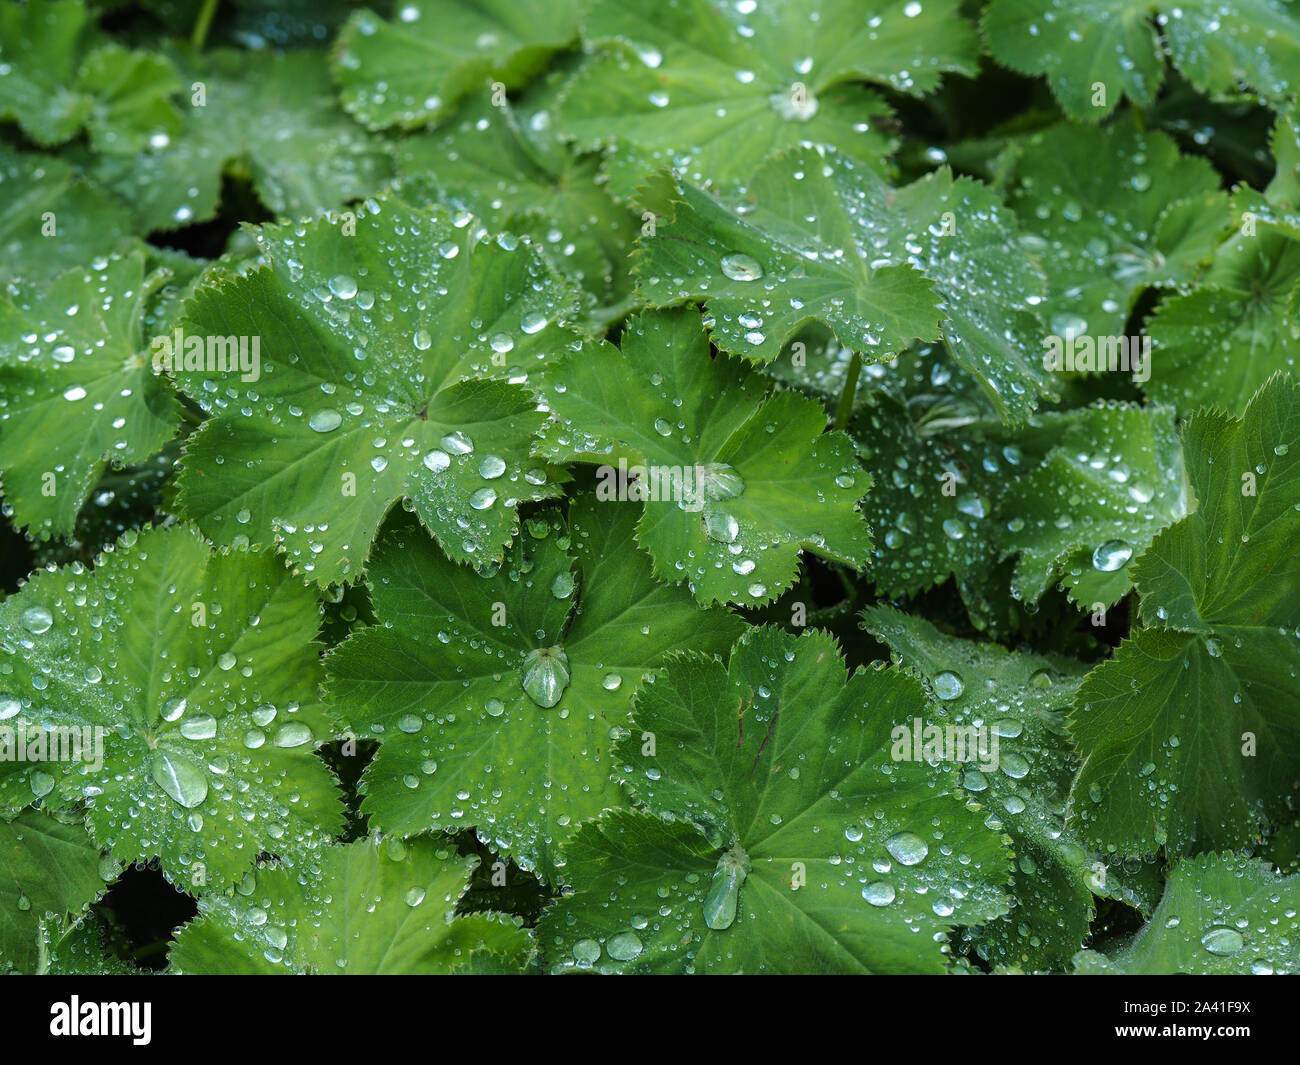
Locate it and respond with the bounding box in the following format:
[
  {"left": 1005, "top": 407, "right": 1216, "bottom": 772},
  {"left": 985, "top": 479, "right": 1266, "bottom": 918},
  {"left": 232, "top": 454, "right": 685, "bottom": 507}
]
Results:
[
  {"left": 1146, "top": 228, "right": 1300, "bottom": 415},
  {"left": 1009, "top": 124, "right": 1231, "bottom": 336},
  {"left": 1075, "top": 852, "right": 1300, "bottom": 974},
  {"left": 1233, "top": 107, "right": 1300, "bottom": 239},
  {"left": 0, "top": 526, "right": 344, "bottom": 887},
  {"left": 0, "top": 248, "right": 180, "bottom": 539},
  {"left": 862, "top": 606, "right": 1094, "bottom": 972},
  {"left": 635, "top": 148, "right": 1054, "bottom": 422},
  {"left": 0, "top": 0, "right": 181, "bottom": 152},
  {"left": 1070, "top": 374, "right": 1300, "bottom": 855},
  {"left": 0, "top": 810, "right": 108, "bottom": 974},
  {"left": 85, "top": 48, "right": 395, "bottom": 233},
  {"left": 172, "top": 198, "right": 580, "bottom": 585},
  {"left": 851, "top": 374, "right": 1013, "bottom": 614},
  {"left": 984, "top": 0, "right": 1300, "bottom": 122},
  {"left": 170, "top": 836, "right": 532, "bottom": 973},
  {"left": 534, "top": 308, "right": 870, "bottom": 606},
  {"left": 327, "top": 496, "right": 745, "bottom": 880},
  {"left": 540, "top": 627, "right": 1010, "bottom": 973},
  {"left": 393, "top": 86, "right": 639, "bottom": 312},
  {"left": 556, "top": 0, "right": 951, "bottom": 196},
  {"left": 333, "top": 0, "right": 580, "bottom": 130},
  {"left": 1001, "top": 402, "right": 1190, "bottom": 609},
  {"left": 0, "top": 145, "right": 132, "bottom": 284}
]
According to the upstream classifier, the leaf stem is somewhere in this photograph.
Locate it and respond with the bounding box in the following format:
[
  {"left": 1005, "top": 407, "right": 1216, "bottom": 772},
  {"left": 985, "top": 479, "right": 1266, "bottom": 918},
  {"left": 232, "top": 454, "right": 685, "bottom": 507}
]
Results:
[
  {"left": 192, "top": 0, "right": 220, "bottom": 50},
  {"left": 834, "top": 352, "right": 862, "bottom": 431}
]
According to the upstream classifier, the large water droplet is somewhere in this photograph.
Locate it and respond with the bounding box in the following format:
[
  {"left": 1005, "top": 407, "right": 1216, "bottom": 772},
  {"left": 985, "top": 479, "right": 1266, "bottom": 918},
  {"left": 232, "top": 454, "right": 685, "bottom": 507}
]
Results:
[
  {"left": 521, "top": 646, "right": 570, "bottom": 708},
  {"left": 1092, "top": 539, "right": 1133, "bottom": 572},
  {"left": 702, "top": 846, "right": 750, "bottom": 930},
  {"left": 150, "top": 750, "right": 208, "bottom": 809},
  {"left": 309, "top": 409, "right": 342, "bottom": 433},
  {"left": 933, "top": 671, "right": 964, "bottom": 700},
  {"left": 862, "top": 881, "right": 896, "bottom": 906},
  {"left": 885, "top": 832, "right": 929, "bottom": 866},
  {"left": 20, "top": 606, "right": 53, "bottom": 634},
  {"left": 720, "top": 253, "right": 764, "bottom": 282},
  {"left": 606, "top": 931, "right": 643, "bottom": 961},
  {"left": 273, "top": 722, "right": 313, "bottom": 748},
  {"left": 441, "top": 431, "right": 474, "bottom": 454},
  {"left": 1201, "top": 927, "right": 1244, "bottom": 956},
  {"left": 704, "top": 510, "right": 739, "bottom": 543}
]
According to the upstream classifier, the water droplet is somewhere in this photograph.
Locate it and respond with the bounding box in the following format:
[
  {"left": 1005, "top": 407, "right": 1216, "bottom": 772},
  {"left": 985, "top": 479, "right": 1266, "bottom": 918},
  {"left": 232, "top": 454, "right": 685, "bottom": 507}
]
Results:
[
  {"left": 20, "top": 606, "right": 53, "bottom": 634},
  {"left": 551, "top": 572, "right": 575, "bottom": 599},
  {"left": 601, "top": 673, "right": 622, "bottom": 691},
  {"left": 423, "top": 449, "right": 450, "bottom": 472},
  {"left": 606, "top": 931, "right": 643, "bottom": 961},
  {"left": 702, "top": 846, "right": 749, "bottom": 930},
  {"left": 309, "top": 409, "right": 342, "bottom": 433},
  {"left": 478, "top": 455, "right": 506, "bottom": 479},
  {"left": 328, "top": 274, "right": 358, "bottom": 299},
  {"left": 705, "top": 510, "right": 739, "bottom": 543},
  {"left": 1201, "top": 927, "right": 1244, "bottom": 956},
  {"left": 469, "top": 487, "right": 496, "bottom": 510},
  {"left": 273, "top": 722, "right": 313, "bottom": 748},
  {"left": 885, "top": 832, "right": 928, "bottom": 866},
  {"left": 933, "top": 671, "right": 964, "bottom": 700},
  {"left": 1092, "top": 539, "right": 1133, "bottom": 572},
  {"left": 521, "top": 646, "right": 570, "bottom": 708},
  {"left": 180, "top": 714, "right": 217, "bottom": 740},
  {"left": 150, "top": 750, "right": 208, "bottom": 809},
  {"left": 441, "top": 431, "right": 474, "bottom": 454},
  {"left": 862, "top": 881, "right": 896, "bottom": 906},
  {"left": 572, "top": 939, "right": 601, "bottom": 965},
  {"left": 161, "top": 696, "right": 187, "bottom": 722},
  {"left": 720, "top": 253, "right": 764, "bottom": 282}
]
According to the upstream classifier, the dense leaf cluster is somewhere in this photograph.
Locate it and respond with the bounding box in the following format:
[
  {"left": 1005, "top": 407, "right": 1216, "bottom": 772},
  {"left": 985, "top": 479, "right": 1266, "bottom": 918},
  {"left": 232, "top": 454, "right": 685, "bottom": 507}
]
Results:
[{"left": 1, "top": 0, "right": 1299, "bottom": 975}]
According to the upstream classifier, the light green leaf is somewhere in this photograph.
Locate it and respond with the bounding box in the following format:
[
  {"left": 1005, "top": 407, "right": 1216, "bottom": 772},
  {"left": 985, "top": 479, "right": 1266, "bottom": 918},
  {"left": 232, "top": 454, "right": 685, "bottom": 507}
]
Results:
[
  {"left": 1070, "top": 374, "right": 1300, "bottom": 855},
  {"left": 984, "top": 0, "right": 1300, "bottom": 122},
  {"left": 534, "top": 308, "right": 870, "bottom": 606},
  {"left": 0, "top": 810, "right": 108, "bottom": 975},
  {"left": 327, "top": 496, "right": 745, "bottom": 880},
  {"left": 0, "top": 526, "right": 344, "bottom": 887},
  {"left": 1146, "top": 228, "right": 1300, "bottom": 415},
  {"left": 1001, "top": 402, "right": 1190, "bottom": 608},
  {"left": 635, "top": 148, "right": 1053, "bottom": 422},
  {"left": 85, "top": 48, "right": 394, "bottom": 233},
  {"left": 852, "top": 374, "right": 1014, "bottom": 611},
  {"left": 170, "top": 836, "right": 532, "bottom": 973},
  {"left": 0, "top": 248, "right": 181, "bottom": 539},
  {"left": 1234, "top": 107, "right": 1300, "bottom": 240},
  {"left": 172, "top": 198, "right": 580, "bottom": 585},
  {"left": 1009, "top": 124, "right": 1231, "bottom": 336},
  {"left": 0, "top": 145, "right": 132, "bottom": 284},
  {"left": 557, "top": 0, "right": 944, "bottom": 197},
  {"left": 1075, "top": 852, "right": 1300, "bottom": 974},
  {"left": 540, "top": 627, "right": 1010, "bottom": 973},
  {"left": 333, "top": 0, "right": 580, "bottom": 130},
  {"left": 0, "top": 0, "right": 181, "bottom": 152},
  {"left": 862, "top": 606, "right": 1094, "bottom": 972},
  {"left": 393, "top": 88, "right": 639, "bottom": 312}
]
